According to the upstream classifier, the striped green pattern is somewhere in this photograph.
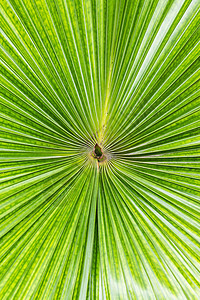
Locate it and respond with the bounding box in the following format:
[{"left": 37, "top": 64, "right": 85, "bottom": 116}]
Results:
[{"left": 0, "top": 0, "right": 200, "bottom": 299}]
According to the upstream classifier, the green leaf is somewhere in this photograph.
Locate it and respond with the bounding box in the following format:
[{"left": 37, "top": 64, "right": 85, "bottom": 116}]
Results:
[{"left": 0, "top": 0, "right": 200, "bottom": 299}]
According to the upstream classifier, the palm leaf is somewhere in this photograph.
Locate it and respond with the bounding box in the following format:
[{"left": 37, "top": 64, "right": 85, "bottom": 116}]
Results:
[{"left": 0, "top": 0, "right": 200, "bottom": 298}]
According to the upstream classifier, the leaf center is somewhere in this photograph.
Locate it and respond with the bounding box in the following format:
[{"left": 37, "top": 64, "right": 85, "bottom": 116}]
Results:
[{"left": 94, "top": 143, "right": 103, "bottom": 158}]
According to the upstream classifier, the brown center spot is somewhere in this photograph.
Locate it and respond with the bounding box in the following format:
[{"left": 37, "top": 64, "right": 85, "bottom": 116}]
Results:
[{"left": 91, "top": 143, "right": 106, "bottom": 162}]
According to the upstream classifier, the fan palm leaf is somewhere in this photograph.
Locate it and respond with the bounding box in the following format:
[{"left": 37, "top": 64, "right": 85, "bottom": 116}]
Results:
[{"left": 0, "top": 0, "right": 200, "bottom": 299}]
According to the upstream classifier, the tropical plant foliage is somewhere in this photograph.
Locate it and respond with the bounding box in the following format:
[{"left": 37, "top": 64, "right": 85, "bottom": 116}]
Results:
[{"left": 0, "top": 0, "right": 200, "bottom": 298}]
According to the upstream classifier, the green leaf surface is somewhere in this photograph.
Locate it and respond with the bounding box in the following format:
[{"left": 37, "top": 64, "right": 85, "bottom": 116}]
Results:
[{"left": 0, "top": 0, "right": 200, "bottom": 299}]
